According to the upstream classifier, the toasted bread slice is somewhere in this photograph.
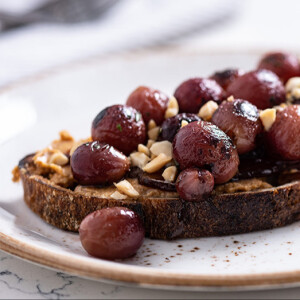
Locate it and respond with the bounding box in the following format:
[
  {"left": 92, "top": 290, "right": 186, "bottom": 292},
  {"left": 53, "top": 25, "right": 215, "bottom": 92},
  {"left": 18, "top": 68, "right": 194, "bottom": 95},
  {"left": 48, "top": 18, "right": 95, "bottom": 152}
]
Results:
[{"left": 17, "top": 154, "right": 300, "bottom": 240}]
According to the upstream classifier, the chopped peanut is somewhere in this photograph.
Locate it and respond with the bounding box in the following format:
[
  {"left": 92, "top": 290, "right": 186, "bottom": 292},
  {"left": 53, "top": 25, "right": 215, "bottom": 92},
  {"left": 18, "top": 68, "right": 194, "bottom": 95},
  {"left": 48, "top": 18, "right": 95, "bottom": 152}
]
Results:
[
  {"left": 130, "top": 152, "right": 150, "bottom": 169},
  {"left": 138, "top": 144, "right": 150, "bottom": 156},
  {"left": 181, "top": 120, "right": 189, "bottom": 128},
  {"left": 162, "top": 166, "right": 177, "bottom": 182},
  {"left": 48, "top": 151, "right": 69, "bottom": 166},
  {"left": 150, "top": 141, "right": 173, "bottom": 159},
  {"left": 285, "top": 77, "right": 300, "bottom": 92},
  {"left": 227, "top": 95, "right": 234, "bottom": 102},
  {"left": 148, "top": 127, "right": 160, "bottom": 141},
  {"left": 110, "top": 191, "right": 127, "bottom": 200},
  {"left": 148, "top": 119, "right": 157, "bottom": 130},
  {"left": 260, "top": 108, "right": 276, "bottom": 131},
  {"left": 147, "top": 139, "right": 155, "bottom": 149},
  {"left": 114, "top": 180, "right": 139, "bottom": 197},
  {"left": 143, "top": 153, "right": 172, "bottom": 173},
  {"left": 165, "top": 96, "right": 179, "bottom": 119},
  {"left": 198, "top": 100, "right": 219, "bottom": 121}
]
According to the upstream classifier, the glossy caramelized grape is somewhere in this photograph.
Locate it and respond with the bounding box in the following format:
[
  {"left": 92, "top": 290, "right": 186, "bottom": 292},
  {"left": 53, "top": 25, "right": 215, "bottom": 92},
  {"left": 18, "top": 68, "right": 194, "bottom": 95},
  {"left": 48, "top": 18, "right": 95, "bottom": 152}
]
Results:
[
  {"left": 266, "top": 105, "right": 300, "bottom": 160},
  {"left": 174, "top": 78, "right": 224, "bottom": 113},
  {"left": 71, "top": 141, "right": 130, "bottom": 185},
  {"left": 176, "top": 168, "right": 214, "bottom": 201},
  {"left": 173, "top": 121, "right": 239, "bottom": 184},
  {"left": 258, "top": 52, "right": 300, "bottom": 83},
  {"left": 211, "top": 99, "right": 262, "bottom": 154},
  {"left": 79, "top": 207, "right": 145, "bottom": 260},
  {"left": 126, "top": 86, "right": 169, "bottom": 125},
  {"left": 227, "top": 69, "right": 285, "bottom": 109},
  {"left": 210, "top": 68, "right": 244, "bottom": 90},
  {"left": 91, "top": 105, "right": 146, "bottom": 155},
  {"left": 160, "top": 113, "right": 201, "bottom": 142}
]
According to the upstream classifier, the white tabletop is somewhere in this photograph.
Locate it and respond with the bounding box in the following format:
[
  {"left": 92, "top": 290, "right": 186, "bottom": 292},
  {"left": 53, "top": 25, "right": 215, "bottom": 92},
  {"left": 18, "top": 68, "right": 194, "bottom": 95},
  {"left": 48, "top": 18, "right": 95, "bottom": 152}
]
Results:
[{"left": 1, "top": 0, "right": 300, "bottom": 299}]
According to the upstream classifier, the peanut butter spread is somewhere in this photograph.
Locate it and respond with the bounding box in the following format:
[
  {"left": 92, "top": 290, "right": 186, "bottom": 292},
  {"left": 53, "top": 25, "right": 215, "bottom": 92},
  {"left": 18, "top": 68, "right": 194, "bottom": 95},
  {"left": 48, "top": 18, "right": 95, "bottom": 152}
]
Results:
[
  {"left": 75, "top": 178, "right": 179, "bottom": 199},
  {"left": 215, "top": 178, "right": 272, "bottom": 194}
]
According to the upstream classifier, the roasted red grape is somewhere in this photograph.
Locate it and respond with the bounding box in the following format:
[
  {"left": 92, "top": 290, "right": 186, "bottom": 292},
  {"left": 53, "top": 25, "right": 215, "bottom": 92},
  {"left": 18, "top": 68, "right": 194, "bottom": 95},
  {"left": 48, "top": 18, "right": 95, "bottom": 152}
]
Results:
[
  {"left": 71, "top": 141, "right": 130, "bottom": 185},
  {"left": 258, "top": 52, "right": 300, "bottom": 83},
  {"left": 79, "top": 207, "right": 145, "bottom": 260},
  {"left": 173, "top": 121, "right": 239, "bottom": 184},
  {"left": 211, "top": 99, "right": 262, "bottom": 154},
  {"left": 210, "top": 68, "right": 244, "bottom": 90},
  {"left": 160, "top": 113, "right": 201, "bottom": 142},
  {"left": 265, "top": 105, "right": 300, "bottom": 160},
  {"left": 126, "top": 86, "right": 169, "bottom": 125},
  {"left": 174, "top": 78, "right": 224, "bottom": 113},
  {"left": 176, "top": 168, "right": 214, "bottom": 201},
  {"left": 91, "top": 105, "right": 146, "bottom": 155},
  {"left": 227, "top": 69, "right": 285, "bottom": 109}
]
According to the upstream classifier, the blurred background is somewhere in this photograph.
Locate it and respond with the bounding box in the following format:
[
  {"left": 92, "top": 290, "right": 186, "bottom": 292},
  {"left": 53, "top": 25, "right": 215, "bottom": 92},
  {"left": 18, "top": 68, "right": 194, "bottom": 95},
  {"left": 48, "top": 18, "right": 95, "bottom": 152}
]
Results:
[{"left": 0, "top": 0, "right": 299, "bottom": 87}]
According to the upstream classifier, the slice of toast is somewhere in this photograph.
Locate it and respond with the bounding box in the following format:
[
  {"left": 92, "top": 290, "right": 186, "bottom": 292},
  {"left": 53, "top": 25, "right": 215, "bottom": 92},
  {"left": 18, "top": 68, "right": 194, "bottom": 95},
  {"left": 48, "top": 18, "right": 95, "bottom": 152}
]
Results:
[{"left": 16, "top": 154, "right": 300, "bottom": 240}]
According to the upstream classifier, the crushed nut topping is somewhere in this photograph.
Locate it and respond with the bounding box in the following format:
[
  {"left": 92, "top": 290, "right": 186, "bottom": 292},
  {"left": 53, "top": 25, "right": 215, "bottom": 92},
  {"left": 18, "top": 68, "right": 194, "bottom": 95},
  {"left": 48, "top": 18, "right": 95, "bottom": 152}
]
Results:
[
  {"left": 114, "top": 179, "right": 140, "bottom": 197},
  {"left": 150, "top": 141, "right": 173, "bottom": 159},
  {"left": 147, "top": 139, "right": 155, "bottom": 149},
  {"left": 148, "top": 119, "right": 157, "bottom": 130},
  {"left": 138, "top": 144, "right": 150, "bottom": 156},
  {"left": 148, "top": 127, "right": 160, "bottom": 141},
  {"left": 260, "top": 108, "right": 276, "bottom": 131},
  {"left": 130, "top": 152, "right": 150, "bottom": 169},
  {"left": 181, "top": 120, "right": 189, "bottom": 128},
  {"left": 110, "top": 191, "right": 128, "bottom": 200},
  {"left": 51, "top": 130, "right": 74, "bottom": 154},
  {"left": 143, "top": 153, "right": 172, "bottom": 173},
  {"left": 198, "top": 100, "right": 219, "bottom": 121},
  {"left": 165, "top": 96, "right": 179, "bottom": 119},
  {"left": 162, "top": 166, "right": 177, "bottom": 182}
]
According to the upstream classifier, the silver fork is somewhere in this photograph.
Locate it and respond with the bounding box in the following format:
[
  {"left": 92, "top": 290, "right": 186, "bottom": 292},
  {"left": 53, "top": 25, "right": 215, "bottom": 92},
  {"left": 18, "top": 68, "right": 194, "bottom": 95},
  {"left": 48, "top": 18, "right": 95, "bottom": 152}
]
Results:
[{"left": 0, "top": 0, "right": 120, "bottom": 31}]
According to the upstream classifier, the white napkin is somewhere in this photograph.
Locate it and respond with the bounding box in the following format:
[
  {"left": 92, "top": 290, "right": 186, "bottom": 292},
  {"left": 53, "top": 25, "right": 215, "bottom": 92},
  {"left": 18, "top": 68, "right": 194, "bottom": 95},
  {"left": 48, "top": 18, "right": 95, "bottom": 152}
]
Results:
[{"left": 0, "top": 0, "right": 238, "bottom": 86}]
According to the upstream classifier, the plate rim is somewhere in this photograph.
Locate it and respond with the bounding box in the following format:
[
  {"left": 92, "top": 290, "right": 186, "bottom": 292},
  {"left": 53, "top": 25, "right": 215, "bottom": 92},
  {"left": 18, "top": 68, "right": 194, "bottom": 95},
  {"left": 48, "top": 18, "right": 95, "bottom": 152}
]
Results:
[{"left": 2, "top": 46, "right": 300, "bottom": 289}]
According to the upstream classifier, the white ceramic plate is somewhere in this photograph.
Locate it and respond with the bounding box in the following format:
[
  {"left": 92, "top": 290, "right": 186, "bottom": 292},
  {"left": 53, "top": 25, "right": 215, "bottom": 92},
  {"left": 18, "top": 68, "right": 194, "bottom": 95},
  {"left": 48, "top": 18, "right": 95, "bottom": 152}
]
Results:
[{"left": 1, "top": 48, "right": 300, "bottom": 291}]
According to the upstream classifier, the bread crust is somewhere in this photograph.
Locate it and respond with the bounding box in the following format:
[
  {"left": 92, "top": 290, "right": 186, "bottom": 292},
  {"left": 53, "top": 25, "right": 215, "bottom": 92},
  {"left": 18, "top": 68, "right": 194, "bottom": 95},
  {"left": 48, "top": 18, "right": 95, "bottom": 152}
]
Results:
[{"left": 19, "top": 155, "right": 300, "bottom": 239}]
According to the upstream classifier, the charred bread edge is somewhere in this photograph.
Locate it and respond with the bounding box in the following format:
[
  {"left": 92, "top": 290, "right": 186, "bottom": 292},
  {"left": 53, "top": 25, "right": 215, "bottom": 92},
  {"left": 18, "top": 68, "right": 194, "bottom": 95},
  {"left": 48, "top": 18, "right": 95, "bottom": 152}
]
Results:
[{"left": 18, "top": 155, "right": 300, "bottom": 239}]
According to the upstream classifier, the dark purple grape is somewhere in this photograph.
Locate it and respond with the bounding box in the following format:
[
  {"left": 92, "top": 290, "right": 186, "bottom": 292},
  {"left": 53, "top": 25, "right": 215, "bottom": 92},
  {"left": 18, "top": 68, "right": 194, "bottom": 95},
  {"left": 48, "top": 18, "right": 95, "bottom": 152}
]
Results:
[
  {"left": 211, "top": 99, "right": 262, "bottom": 154},
  {"left": 173, "top": 121, "right": 239, "bottom": 184},
  {"left": 79, "top": 207, "right": 145, "bottom": 260},
  {"left": 227, "top": 70, "right": 285, "bottom": 109},
  {"left": 266, "top": 105, "right": 300, "bottom": 160},
  {"left": 174, "top": 78, "right": 224, "bottom": 113},
  {"left": 71, "top": 141, "right": 130, "bottom": 185},
  {"left": 160, "top": 113, "right": 201, "bottom": 142},
  {"left": 210, "top": 68, "right": 244, "bottom": 90},
  {"left": 126, "top": 86, "right": 169, "bottom": 125},
  {"left": 258, "top": 52, "right": 300, "bottom": 83},
  {"left": 176, "top": 168, "right": 214, "bottom": 201},
  {"left": 91, "top": 105, "right": 146, "bottom": 155}
]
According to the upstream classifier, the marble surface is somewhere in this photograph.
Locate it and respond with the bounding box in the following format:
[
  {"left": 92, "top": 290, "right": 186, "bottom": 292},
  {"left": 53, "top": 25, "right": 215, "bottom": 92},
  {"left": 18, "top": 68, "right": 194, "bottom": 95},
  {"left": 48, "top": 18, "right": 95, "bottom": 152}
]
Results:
[{"left": 1, "top": 250, "right": 300, "bottom": 299}]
